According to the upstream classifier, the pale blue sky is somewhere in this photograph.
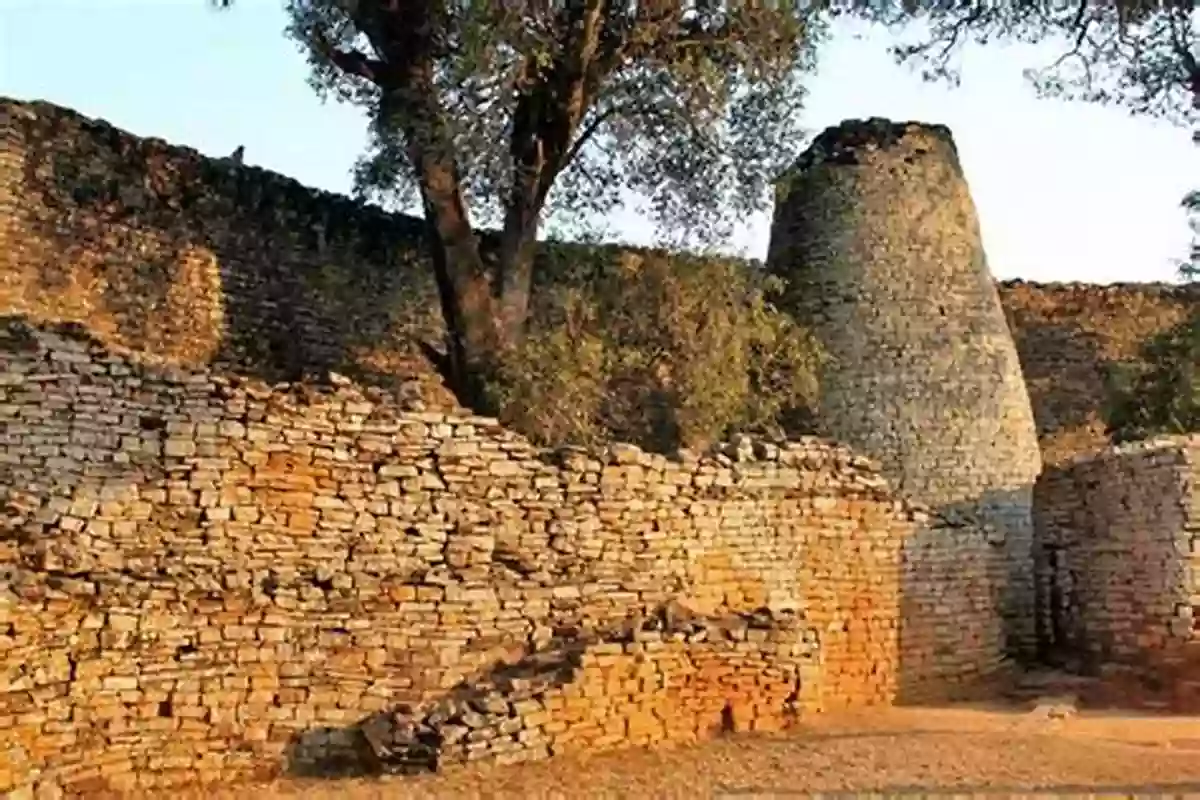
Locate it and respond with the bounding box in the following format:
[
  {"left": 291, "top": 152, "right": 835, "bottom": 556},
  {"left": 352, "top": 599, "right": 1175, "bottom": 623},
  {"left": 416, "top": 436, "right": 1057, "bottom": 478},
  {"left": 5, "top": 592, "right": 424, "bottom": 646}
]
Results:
[{"left": 2, "top": 1, "right": 1196, "bottom": 283}]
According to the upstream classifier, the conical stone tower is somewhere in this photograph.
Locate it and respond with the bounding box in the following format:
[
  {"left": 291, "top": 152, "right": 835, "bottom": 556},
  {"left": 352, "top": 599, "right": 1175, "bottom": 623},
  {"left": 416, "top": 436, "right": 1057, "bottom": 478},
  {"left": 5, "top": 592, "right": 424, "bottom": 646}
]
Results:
[{"left": 767, "top": 118, "right": 1042, "bottom": 658}]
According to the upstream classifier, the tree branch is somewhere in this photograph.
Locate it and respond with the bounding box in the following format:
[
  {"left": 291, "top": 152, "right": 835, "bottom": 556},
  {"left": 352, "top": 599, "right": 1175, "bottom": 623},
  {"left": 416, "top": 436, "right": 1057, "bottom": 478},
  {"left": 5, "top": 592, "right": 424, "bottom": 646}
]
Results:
[
  {"left": 557, "top": 102, "right": 623, "bottom": 179},
  {"left": 327, "top": 45, "right": 387, "bottom": 83}
]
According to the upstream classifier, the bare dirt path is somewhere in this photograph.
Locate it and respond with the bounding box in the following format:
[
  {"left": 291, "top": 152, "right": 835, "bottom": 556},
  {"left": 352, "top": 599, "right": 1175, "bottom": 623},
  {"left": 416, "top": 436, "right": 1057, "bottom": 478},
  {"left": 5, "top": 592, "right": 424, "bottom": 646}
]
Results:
[{"left": 176, "top": 704, "right": 1200, "bottom": 799}]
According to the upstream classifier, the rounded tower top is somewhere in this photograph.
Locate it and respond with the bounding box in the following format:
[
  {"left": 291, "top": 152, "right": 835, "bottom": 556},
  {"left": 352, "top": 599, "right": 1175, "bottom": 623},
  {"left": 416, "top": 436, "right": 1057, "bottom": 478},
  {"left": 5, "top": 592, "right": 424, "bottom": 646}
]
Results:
[
  {"left": 786, "top": 117, "right": 961, "bottom": 177},
  {"left": 766, "top": 115, "right": 1041, "bottom": 508}
]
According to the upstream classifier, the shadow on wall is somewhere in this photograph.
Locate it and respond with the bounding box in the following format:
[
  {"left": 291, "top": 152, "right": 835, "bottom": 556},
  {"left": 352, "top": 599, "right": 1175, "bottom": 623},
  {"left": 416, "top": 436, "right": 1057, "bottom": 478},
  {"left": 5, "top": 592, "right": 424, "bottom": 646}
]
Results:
[
  {"left": 272, "top": 503, "right": 1024, "bottom": 782},
  {"left": 2, "top": 98, "right": 779, "bottom": 426},
  {"left": 1003, "top": 309, "right": 1111, "bottom": 467},
  {"left": 280, "top": 606, "right": 815, "bottom": 778},
  {"left": 1, "top": 98, "right": 450, "bottom": 402},
  {"left": 999, "top": 281, "right": 1200, "bottom": 468},
  {"left": 273, "top": 501, "right": 1027, "bottom": 781},
  {"left": 0, "top": 315, "right": 1022, "bottom": 792},
  {"left": 892, "top": 486, "right": 1034, "bottom": 707},
  {"left": 1032, "top": 444, "right": 1199, "bottom": 676},
  {"left": 1028, "top": 439, "right": 1200, "bottom": 715}
]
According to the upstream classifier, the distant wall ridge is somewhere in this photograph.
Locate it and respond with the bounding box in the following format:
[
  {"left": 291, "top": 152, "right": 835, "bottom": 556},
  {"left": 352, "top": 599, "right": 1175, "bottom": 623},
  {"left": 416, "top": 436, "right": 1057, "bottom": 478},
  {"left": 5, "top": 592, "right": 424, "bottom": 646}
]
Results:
[{"left": 4, "top": 95, "right": 1199, "bottom": 468}]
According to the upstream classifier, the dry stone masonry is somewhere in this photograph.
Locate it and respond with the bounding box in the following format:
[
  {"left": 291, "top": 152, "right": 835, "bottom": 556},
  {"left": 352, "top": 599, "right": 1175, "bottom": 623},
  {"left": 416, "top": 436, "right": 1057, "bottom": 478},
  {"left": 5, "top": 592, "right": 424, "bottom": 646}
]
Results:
[
  {"left": 1034, "top": 437, "right": 1200, "bottom": 705},
  {"left": 5, "top": 96, "right": 1200, "bottom": 793},
  {"left": 766, "top": 119, "right": 1043, "bottom": 658},
  {"left": 3, "top": 96, "right": 1198, "bottom": 464},
  {"left": 0, "top": 318, "right": 1009, "bottom": 794},
  {"left": 0, "top": 97, "right": 453, "bottom": 410}
]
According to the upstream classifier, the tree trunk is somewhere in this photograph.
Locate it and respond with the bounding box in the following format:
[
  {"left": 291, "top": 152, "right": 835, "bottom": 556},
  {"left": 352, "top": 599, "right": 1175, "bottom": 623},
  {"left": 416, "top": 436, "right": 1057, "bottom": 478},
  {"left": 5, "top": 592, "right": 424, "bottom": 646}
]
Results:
[
  {"left": 488, "top": 2, "right": 609, "bottom": 351},
  {"left": 411, "top": 186, "right": 498, "bottom": 408},
  {"left": 387, "top": 78, "right": 503, "bottom": 409},
  {"left": 298, "top": 1, "right": 622, "bottom": 411},
  {"left": 423, "top": 219, "right": 497, "bottom": 407},
  {"left": 377, "top": 4, "right": 609, "bottom": 407},
  {"left": 495, "top": 201, "right": 540, "bottom": 351}
]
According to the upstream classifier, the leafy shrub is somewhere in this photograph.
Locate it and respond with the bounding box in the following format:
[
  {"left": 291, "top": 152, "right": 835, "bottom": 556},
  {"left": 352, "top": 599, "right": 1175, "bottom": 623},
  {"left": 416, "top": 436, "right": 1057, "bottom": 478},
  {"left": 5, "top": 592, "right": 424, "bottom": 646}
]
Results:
[
  {"left": 487, "top": 250, "right": 824, "bottom": 452},
  {"left": 1104, "top": 196, "right": 1200, "bottom": 443},
  {"left": 1105, "top": 311, "right": 1200, "bottom": 442}
]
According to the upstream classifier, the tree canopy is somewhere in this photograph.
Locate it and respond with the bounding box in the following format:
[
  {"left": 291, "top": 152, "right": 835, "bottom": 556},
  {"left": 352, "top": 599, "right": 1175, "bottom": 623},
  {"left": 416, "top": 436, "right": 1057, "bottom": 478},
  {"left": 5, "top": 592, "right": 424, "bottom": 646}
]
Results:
[
  {"left": 293, "top": 2, "right": 820, "bottom": 244},
  {"left": 212, "top": 0, "right": 825, "bottom": 407},
  {"left": 865, "top": 1, "right": 1197, "bottom": 125},
  {"left": 868, "top": 1, "right": 1198, "bottom": 275},
  {"left": 208, "top": 1, "right": 1199, "bottom": 424}
]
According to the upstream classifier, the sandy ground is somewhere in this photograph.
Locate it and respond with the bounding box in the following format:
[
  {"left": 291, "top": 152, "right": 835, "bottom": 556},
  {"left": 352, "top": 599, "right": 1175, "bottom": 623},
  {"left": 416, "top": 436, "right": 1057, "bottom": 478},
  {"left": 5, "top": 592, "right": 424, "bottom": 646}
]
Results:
[{"left": 184, "top": 703, "right": 1200, "bottom": 799}]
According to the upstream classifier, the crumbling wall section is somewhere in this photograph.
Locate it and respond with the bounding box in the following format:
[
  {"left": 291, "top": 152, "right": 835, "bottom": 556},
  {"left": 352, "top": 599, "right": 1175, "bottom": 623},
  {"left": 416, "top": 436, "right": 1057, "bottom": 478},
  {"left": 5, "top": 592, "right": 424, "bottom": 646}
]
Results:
[{"left": 0, "top": 317, "right": 1010, "bottom": 794}]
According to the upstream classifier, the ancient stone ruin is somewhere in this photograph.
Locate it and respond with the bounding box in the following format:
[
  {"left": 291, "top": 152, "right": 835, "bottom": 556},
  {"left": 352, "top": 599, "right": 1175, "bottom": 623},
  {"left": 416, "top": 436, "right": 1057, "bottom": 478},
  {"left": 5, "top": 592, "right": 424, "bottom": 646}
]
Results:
[
  {"left": 768, "top": 118, "right": 1042, "bottom": 656},
  {"left": 3, "top": 98, "right": 1200, "bottom": 795},
  {"left": 1, "top": 316, "right": 1002, "bottom": 791}
]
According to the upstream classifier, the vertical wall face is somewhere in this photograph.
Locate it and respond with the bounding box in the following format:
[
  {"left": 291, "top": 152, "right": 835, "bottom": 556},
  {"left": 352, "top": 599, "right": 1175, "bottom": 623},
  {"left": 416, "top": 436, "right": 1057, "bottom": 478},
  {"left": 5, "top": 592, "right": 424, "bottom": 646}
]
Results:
[
  {"left": 1034, "top": 440, "right": 1200, "bottom": 679},
  {"left": 0, "top": 318, "right": 1015, "bottom": 794},
  {"left": 767, "top": 119, "right": 1043, "bottom": 657},
  {"left": 0, "top": 98, "right": 454, "bottom": 409}
]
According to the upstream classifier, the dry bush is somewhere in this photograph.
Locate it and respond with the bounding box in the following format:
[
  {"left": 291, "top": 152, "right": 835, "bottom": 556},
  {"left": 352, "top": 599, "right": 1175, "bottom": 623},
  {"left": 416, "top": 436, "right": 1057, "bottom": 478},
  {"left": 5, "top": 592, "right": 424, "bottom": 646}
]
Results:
[{"left": 487, "top": 250, "right": 824, "bottom": 452}]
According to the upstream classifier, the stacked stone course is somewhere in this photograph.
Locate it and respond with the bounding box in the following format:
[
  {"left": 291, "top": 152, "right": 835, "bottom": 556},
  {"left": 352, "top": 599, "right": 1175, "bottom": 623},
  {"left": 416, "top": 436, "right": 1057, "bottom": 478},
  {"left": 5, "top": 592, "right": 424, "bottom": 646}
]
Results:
[
  {"left": 0, "top": 317, "right": 1009, "bottom": 794},
  {"left": 766, "top": 118, "right": 1043, "bottom": 658},
  {"left": 1034, "top": 437, "right": 1200, "bottom": 701},
  {"left": 8, "top": 94, "right": 1198, "bottom": 792}
]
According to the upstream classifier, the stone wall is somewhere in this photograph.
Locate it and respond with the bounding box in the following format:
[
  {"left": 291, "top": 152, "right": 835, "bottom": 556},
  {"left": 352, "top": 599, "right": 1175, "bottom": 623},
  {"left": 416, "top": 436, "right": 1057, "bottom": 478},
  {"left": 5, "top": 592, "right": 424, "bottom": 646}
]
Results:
[
  {"left": 766, "top": 118, "right": 1043, "bottom": 659},
  {"left": 6, "top": 96, "right": 1199, "bottom": 789},
  {"left": 0, "top": 96, "right": 453, "bottom": 410},
  {"left": 0, "top": 317, "right": 1009, "bottom": 794},
  {"left": 1034, "top": 437, "right": 1200, "bottom": 699},
  {"left": 999, "top": 281, "right": 1200, "bottom": 467},
  {"left": 4, "top": 95, "right": 1198, "bottom": 467}
]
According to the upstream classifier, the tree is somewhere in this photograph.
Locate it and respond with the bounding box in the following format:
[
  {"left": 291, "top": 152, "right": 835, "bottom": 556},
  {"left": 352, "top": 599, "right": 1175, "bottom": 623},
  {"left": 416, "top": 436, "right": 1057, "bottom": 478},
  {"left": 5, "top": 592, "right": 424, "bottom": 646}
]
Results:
[
  {"left": 1184, "top": 181, "right": 1199, "bottom": 277},
  {"left": 862, "top": 1, "right": 1197, "bottom": 125},
  {"left": 214, "top": 1, "right": 823, "bottom": 408},
  {"left": 488, "top": 249, "right": 822, "bottom": 452},
  {"left": 1110, "top": 149, "right": 1200, "bottom": 439}
]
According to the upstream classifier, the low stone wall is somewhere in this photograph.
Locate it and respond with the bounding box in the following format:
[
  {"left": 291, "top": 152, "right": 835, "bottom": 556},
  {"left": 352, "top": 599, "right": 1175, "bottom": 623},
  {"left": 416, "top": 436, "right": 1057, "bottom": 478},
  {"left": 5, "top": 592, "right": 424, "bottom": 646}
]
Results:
[
  {"left": 0, "top": 317, "right": 1010, "bottom": 794},
  {"left": 1034, "top": 438, "right": 1200, "bottom": 693}
]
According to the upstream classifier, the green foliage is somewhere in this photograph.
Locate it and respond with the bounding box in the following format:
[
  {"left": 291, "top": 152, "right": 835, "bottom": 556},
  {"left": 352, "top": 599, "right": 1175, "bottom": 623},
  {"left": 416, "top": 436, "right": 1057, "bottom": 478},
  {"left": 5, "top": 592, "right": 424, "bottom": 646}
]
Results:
[
  {"left": 487, "top": 251, "right": 824, "bottom": 452},
  {"left": 862, "top": 2, "right": 1197, "bottom": 127},
  {"left": 1110, "top": 152, "right": 1200, "bottom": 443},
  {"left": 212, "top": 1, "right": 829, "bottom": 399},
  {"left": 281, "top": 1, "right": 825, "bottom": 249},
  {"left": 1105, "top": 311, "right": 1200, "bottom": 442},
  {"left": 1183, "top": 184, "right": 1200, "bottom": 278}
]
